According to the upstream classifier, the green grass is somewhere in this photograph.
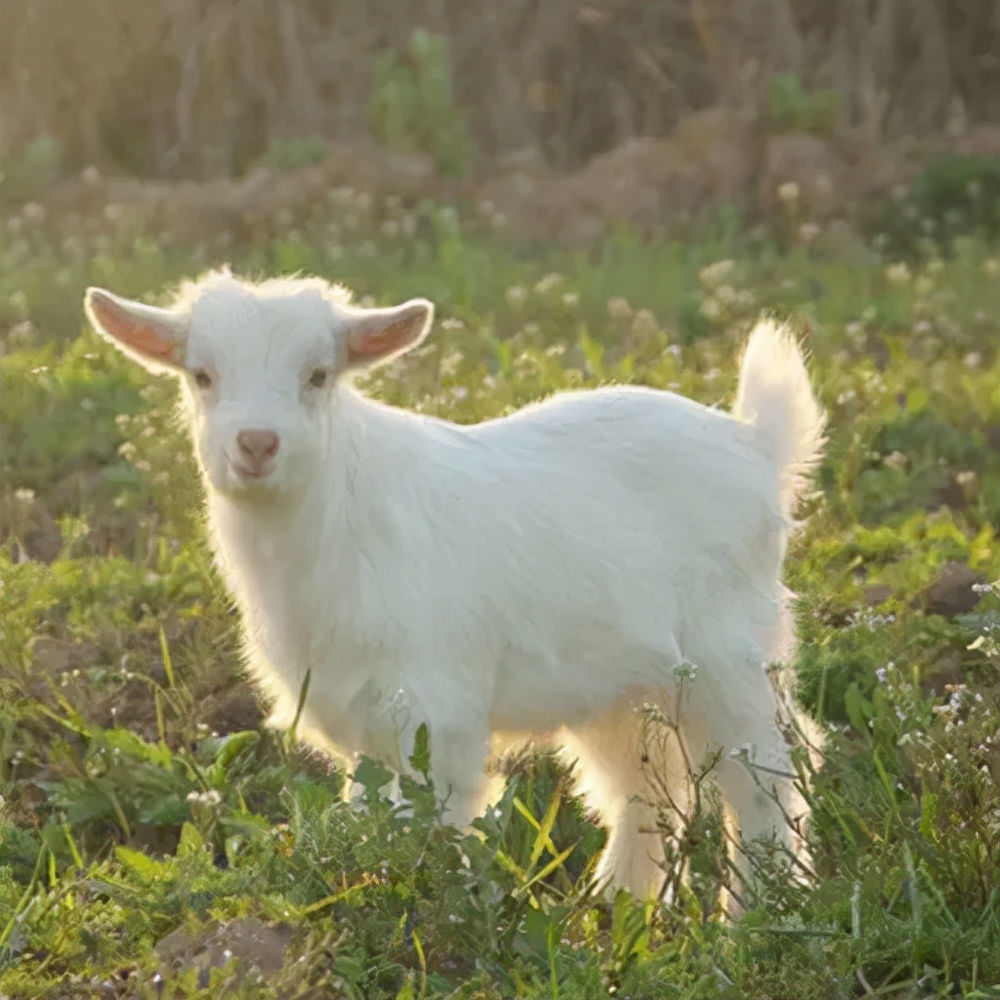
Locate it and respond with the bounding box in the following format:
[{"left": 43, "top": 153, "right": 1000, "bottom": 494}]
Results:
[{"left": 1, "top": 193, "right": 999, "bottom": 998}]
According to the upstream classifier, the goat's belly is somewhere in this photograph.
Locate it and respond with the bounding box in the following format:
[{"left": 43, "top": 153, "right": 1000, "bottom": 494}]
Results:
[{"left": 488, "top": 623, "right": 681, "bottom": 733}]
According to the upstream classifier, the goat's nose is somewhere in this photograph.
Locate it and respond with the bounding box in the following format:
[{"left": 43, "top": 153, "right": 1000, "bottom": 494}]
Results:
[{"left": 236, "top": 428, "right": 280, "bottom": 462}]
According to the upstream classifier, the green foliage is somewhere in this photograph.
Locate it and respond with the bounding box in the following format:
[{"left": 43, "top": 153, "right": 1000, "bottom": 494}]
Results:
[
  {"left": 2, "top": 186, "right": 1000, "bottom": 996},
  {"left": 0, "top": 335, "right": 145, "bottom": 492},
  {"left": 370, "top": 29, "right": 474, "bottom": 177},
  {"left": 256, "top": 135, "right": 328, "bottom": 172},
  {"left": 0, "top": 130, "right": 65, "bottom": 205},
  {"left": 767, "top": 73, "right": 842, "bottom": 135},
  {"left": 872, "top": 154, "right": 1000, "bottom": 259}
]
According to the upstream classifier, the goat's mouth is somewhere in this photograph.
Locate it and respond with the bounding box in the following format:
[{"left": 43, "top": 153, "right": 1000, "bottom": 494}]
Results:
[
  {"left": 225, "top": 455, "right": 277, "bottom": 485},
  {"left": 234, "top": 464, "right": 271, "bottom": 480}
]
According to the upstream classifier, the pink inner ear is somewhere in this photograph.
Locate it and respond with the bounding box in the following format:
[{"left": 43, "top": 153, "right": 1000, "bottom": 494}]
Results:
[
  {"left": 348, "top": 317, "right": 414, "bottom": 360},
  {"left": 123, "top": 324, "right": 177, "bottom": 361},
  {"left": 90, "top": 294, "right": 178, "bottom": 362}
]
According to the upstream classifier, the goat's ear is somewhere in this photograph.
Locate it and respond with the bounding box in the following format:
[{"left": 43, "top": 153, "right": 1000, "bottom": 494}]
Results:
[
  {"left": 343, "top": 298, "right": 434, "bottom": 367},
  {"left": 84, "top": 287, "right": 189, "bottom": 374}
]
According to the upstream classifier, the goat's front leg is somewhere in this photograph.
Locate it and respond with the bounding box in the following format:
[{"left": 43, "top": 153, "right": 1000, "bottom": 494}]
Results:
[
  {"left": 350, "top": 677, "right": 494, "bottom": 827},
  {"left": 405, "top": 700, "right": 494, "bottom": 828}
]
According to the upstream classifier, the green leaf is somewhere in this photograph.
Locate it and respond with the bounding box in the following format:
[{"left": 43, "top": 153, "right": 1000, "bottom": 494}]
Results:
[
  {"left": 579, "top": 330, "right": 605, "bottom": 378},
  {"left": 353, "top": 756, "right": 394, "bottom": 800},
  {"left": 512, "top": 907, "right": 556, "bottom": 964},
  {"left": 906, "top": 385, "right": 930, "bottom": 414},
  {"left": 844, "top": 681, "right": 873, "bottom": 736},
  {"left": 176, "top": 821, "right": 205, "bottom": 859},
  {"left": 114, "top": 846, "right": 170, "bottom": 881},
  {"left": 511, "top": 842, "right": 577, "bottom": 899},
  {"left": 394, "top": 975, "right": 417, "bottom": 1000},
  {"left": 920, "top": 792, "right": 939, "bottom": 841},
  {"left": 139, "top": 791, "right": 192, "bottom": 827},
  {"left": 407, "top": 722, "right": 431, "bottom": 780},
  {"left": 206, "top": 729, "right": 260, "bottom": 787}
]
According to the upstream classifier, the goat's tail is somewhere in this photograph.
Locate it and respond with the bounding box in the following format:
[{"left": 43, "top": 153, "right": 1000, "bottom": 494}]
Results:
[{"left": 732, "top": 318, "right": 826, "bottom": 521}]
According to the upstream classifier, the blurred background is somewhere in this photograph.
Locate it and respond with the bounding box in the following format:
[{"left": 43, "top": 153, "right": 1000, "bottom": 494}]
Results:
[{"left": 2, "top": 0, "right": 998, "bottom": 249}]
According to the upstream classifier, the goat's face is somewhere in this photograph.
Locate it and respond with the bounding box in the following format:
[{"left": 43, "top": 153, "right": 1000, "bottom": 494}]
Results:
[
  {"left": 181, "top": 288, "right": 343, "bottom": 501},
  {"left": 84, "top": 272, "right": 433, "bottom": 504}
]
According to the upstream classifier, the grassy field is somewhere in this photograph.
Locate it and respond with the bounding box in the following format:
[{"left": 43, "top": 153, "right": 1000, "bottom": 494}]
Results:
[{"left": 1, "top": 192, "right": 999, "bottom": 999}]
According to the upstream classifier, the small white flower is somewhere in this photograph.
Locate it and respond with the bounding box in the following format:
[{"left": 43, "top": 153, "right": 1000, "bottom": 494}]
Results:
[
  {"left": 798, "top": 222, "right": 821, "bottom": 245},
  {"left": 630, "top": 309, "right": 658, "bottom": 337},
  {"left": 698, "top": 259, "right": 736, "bottom": 292},
  {"left": 777, "top": 181, "right": 800, "bottom": 206},
  {"left": 885, "top": 262, "right": 911, "bottom": 284},
  {"left": 607, "top": 297, "right": 632, "bottom": 321},
  {"left": 699, "top": 297, "right": 723, "bottom": 322},
  {"left": 534, "top": 272, "right": 564, "bottom": 295},
  {"left": 505, "top": 286, "right": 526, "bottom": 308}
]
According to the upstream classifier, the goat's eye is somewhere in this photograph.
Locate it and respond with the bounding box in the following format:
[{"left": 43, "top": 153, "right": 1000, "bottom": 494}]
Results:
[
  {"left": 309, "top": 368, "right": 330, "bottom": 389},
  {"left": 193, "top": 370, "right": 213, "bottom": 390}
]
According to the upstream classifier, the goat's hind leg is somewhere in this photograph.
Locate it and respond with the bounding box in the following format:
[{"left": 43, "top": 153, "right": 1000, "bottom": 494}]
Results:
[
  {"left": 685, "top": 658, "right": 807, "bottom": 904},
  {"left": 559, "top": 695, "right": 690, "bottom": 900}
]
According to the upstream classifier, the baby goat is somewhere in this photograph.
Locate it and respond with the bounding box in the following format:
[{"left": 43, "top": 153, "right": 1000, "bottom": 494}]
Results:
[{"left": 84, "top": 270, "right": 825, "bottom": 902}]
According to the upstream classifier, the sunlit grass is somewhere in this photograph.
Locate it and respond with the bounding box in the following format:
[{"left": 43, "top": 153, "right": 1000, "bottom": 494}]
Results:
[{"left": 1, "top": 194, "right": 999, "bottom": 998}]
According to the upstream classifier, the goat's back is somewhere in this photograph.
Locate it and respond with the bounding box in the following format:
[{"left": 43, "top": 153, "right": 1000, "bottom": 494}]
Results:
[{"left": 342, "top": 385, "right": 788, "bottom": 730}]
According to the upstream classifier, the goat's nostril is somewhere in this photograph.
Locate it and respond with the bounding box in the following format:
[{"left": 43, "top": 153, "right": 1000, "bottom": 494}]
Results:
[{"left": 236, "top": 428, "right": 280, "bottom": 461}]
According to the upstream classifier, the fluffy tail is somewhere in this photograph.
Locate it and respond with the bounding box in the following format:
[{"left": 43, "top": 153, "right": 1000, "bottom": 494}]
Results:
[{"left": 732, "top": 318, "right": 826, "bottom": 521}]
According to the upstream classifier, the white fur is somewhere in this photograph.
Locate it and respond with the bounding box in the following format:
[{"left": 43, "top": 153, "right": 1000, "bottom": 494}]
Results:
[{"left": 84, "top": 271, "right": 826, "bottom": 903}]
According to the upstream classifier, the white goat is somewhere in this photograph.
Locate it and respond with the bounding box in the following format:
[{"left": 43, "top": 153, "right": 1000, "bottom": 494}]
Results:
[{"left": 84, "top": 269, "right": 825, "bottom": 902}]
